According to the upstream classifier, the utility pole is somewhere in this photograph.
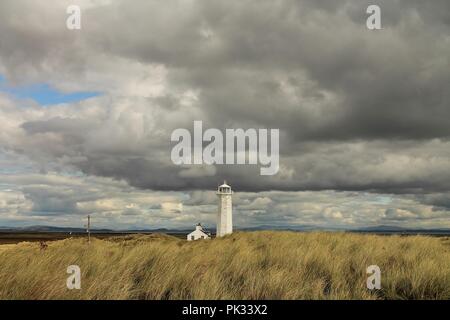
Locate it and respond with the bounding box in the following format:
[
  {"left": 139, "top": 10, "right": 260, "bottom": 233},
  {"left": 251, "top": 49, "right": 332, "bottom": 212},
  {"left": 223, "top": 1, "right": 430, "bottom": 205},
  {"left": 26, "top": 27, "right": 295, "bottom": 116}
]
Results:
[{"left": 87, "top": 215, "right": 91, "bottom": 244}]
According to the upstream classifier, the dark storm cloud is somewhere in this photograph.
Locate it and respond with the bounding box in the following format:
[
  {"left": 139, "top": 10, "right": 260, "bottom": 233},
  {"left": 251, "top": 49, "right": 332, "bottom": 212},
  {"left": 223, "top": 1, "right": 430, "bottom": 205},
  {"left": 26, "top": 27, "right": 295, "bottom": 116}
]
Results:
[{"left": 77, "top": 0, "right": 450, "bottom": 141}]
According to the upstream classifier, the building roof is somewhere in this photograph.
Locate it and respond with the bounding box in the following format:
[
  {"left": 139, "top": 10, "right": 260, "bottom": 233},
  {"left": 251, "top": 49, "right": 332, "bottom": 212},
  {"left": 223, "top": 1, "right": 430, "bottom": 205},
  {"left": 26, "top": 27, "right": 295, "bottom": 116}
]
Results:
[
  {"left": 188, "top": 223, "right": 211, "bottom": 236},
  {"left": 219, "top": 180, "right": 231, "bottom": 188},
  {"left": 188, "top": 228, "right": 210, "bottom": 237}
]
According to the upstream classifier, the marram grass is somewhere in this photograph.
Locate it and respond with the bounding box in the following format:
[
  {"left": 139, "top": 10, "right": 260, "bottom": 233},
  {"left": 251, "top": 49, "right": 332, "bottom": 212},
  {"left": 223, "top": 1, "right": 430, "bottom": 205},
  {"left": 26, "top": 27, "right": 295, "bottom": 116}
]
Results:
[{"left": 0, "top": 231, "right": 449, "bottom": 300}]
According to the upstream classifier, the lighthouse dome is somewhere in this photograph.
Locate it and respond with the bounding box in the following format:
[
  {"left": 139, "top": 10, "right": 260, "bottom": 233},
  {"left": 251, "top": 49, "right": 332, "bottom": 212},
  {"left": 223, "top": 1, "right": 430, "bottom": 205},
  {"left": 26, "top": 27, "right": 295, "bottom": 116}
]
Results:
[{"left": 217, "top": 181, "right": 232, "bottom": 194}]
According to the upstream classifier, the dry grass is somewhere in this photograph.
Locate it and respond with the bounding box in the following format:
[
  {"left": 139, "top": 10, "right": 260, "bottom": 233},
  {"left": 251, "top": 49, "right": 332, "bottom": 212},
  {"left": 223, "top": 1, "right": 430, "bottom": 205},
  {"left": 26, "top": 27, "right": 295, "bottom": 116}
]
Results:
[
  {"left": 0, "top": 244, "right": 16, "bottom": 253},
  {"left": 0, "top": 231, "right": 449, "bottom": 300}
]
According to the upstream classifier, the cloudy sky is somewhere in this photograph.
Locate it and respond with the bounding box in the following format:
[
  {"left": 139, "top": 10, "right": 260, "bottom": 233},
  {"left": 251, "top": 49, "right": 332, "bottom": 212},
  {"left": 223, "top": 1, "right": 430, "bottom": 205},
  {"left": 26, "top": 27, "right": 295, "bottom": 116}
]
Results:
[{"left": 0, "top": 0, "right": 449, "bottom": 229}]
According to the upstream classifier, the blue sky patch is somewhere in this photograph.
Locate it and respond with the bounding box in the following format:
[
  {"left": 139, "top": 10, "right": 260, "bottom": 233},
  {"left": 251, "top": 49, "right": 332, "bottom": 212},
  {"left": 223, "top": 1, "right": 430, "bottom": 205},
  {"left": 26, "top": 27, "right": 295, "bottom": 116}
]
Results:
[{"left": 0, "top": 75, "right": 100, "bottom": 105}]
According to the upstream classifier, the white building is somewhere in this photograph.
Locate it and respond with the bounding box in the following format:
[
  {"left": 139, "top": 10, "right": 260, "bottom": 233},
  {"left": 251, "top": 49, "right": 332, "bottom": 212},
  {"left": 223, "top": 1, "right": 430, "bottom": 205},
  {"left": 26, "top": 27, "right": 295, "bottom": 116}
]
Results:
[
  {"left": 187, "top": 223, "right": 210, "bottom": 241},
  {"left": 216, "top": 181, "right": 233, "bottom": 237}
]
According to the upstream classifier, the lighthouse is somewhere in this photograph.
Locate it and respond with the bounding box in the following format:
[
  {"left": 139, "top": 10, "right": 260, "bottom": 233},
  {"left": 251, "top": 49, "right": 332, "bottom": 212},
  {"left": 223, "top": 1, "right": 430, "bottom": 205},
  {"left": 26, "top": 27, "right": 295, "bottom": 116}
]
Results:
[{"left": 216, "top": 181, "right": 233, "bottom": 237}]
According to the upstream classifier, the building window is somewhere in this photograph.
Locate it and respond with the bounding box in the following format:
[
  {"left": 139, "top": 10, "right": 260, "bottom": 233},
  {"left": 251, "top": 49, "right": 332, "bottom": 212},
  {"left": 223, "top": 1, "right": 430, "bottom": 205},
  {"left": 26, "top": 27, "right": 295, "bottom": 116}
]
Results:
[{"left": 191, "top": 236, "right": 195, "bottom": 240}]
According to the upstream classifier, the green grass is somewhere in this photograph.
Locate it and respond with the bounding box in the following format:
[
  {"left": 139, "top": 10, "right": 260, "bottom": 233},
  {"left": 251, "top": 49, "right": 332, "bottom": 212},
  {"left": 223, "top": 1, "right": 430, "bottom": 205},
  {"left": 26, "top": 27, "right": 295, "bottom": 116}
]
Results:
[{"left": 0, "top": 231, "right": 449, "bottom": 300}]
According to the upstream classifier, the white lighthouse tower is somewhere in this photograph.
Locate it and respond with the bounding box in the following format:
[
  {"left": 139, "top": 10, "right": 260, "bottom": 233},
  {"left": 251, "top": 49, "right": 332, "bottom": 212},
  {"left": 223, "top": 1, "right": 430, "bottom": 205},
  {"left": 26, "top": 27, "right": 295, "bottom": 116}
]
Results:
[{"left": 216, "top": 181, "right": 233, "bottom": 237}]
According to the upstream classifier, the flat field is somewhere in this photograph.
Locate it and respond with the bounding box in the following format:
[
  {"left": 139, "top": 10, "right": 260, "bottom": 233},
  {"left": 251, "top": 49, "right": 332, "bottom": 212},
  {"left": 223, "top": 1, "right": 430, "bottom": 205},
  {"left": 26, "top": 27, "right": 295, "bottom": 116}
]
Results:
[{"left": 0, "top": 231, "right": 449, "bottom": 299}]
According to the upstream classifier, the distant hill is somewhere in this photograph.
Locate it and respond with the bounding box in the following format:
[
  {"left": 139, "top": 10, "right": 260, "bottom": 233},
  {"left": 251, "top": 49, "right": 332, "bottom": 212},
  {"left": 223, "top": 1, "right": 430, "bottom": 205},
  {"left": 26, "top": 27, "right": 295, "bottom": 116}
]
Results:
[
  {"left": 355, "top": 225, "right": 450, "bottom": 234},
  {"left": 239, "top": 225, "right": 331, "bottom": 231},
  {"left": 0, "top": 224, "right": 449, "bottom": 234},
  {"left": 358, "top": 225, "right": 408, "bottom": 232},
  {"left": 0, "top": 224, "right": 324, "bottom": 233},
  {"left": 0, "top": 225, "right": 190, "bottom": 234},
  {"left": 0, "top": 225, "right": 112, "bottom": 233}
]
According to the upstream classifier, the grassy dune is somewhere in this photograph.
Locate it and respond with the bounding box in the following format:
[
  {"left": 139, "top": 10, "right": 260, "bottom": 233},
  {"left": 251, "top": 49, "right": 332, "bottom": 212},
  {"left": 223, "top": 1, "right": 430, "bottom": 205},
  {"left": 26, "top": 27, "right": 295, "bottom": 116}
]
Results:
[{"left": 0, "top": 231, "right": 449, "bottom": 300}]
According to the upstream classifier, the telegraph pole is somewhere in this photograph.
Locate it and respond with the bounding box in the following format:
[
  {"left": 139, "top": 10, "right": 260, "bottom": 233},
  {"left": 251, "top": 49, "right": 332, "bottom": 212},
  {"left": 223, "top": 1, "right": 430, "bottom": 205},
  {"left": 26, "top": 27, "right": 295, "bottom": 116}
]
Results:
[{"left": 87, "top": 215, "right": 91, "bottom": 244}]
